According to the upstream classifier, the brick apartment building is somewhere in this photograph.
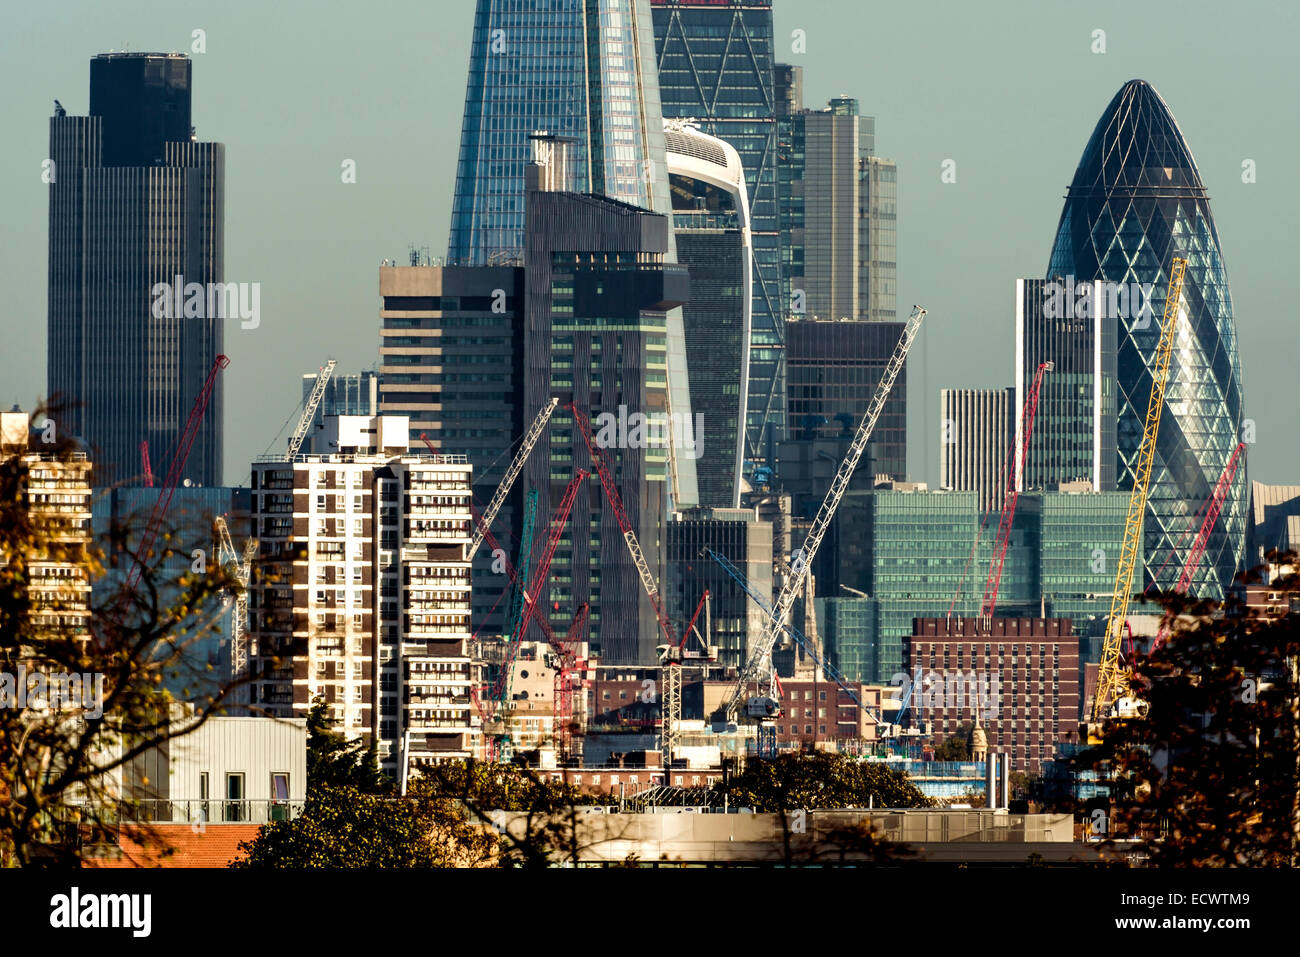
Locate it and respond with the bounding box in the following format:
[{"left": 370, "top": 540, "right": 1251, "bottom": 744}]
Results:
[{"left": 908, "top": 617, "right": 1079, "bottom": 771}]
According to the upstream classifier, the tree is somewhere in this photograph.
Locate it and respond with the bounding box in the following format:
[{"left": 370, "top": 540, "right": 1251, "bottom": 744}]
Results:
[
  {"left": 231, "top": 780, "right": 496, "bottom": 868},
  {"left": 1079, "top": 556, "right": 1300, "bottom": 866},
  {"left": 933, "top": 722, "right": 973, "bottom": 761},
  {"left": 305, "top": 697, "right": 392, "bottom": 793},
  {"left": 0, "top": 402, "right": 246, "bottom": 865}
]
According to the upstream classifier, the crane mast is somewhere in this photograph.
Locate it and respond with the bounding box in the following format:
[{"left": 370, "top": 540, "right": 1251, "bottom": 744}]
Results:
[
  {"left": 1092, "top": 257, "right": 1187, "bottom": 723},
  {"left": 124, "top": 354, "right": 229, "bottom": 596},
  {"left": 723, "top": 305, "right": 928, "bottom": 721},
  {"left": 980, "top": 361, "right": 1053, "bottom": 621},
  {"left": 215, "top": 515, "right": 258, "bottom": 705},
  {"left": 1175, "top": 442, "right": 1246, "bottom": 596},
  {"left": 468, "top": 398, "right": 558, "bottom": 555},
  {"left": 286, "top": 359, "right": 336, "bottom": 460},
  {"left": 569, "top": 403, "right": 680, "bottom": 648}
]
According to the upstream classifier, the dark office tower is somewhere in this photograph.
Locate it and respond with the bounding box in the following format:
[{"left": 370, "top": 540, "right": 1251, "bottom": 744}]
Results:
[
  {"left": 447, "top": 0, "right": 697, "bottom": 507},
  {"left": 524, "top": 142, "right": 690, "bottom": 666},
  {"left": 1047, "top": 80, "right": 1247, "bottom": 598},
  {"left": 785, "top": 318, "right": 907, "bottom": 482},
  {"left": 1015, "top": 278, "right": 1117, "bottom": 493},
  {"left": 49, "top": 53, "right": 224, "bottom": 488},
  {"left": 652, "top": 0, "right": 785, "bottom": 474},
  {"left": 377, "top": 265, "right": 525, "bottom": 641},
  {"left": 664, "top": 122, "right": 751, "bottom": 508}
]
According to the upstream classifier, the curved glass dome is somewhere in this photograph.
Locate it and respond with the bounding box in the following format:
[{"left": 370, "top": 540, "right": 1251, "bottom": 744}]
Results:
[{"left": 1047, "top": 79, "right": 1247, "bottom": 598}]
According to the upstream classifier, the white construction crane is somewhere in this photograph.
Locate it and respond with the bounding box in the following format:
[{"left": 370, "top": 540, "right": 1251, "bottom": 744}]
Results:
[
  {"left": 286, "top": 359, "right": 337, "bottom": 460},
  {"left": 215, "top": 516, "right": 258, "bottom": 705},
  {"left": 722, "top": 305, "right": 929, "bottom": 723},
  {"left": 467, "top": 397, "right": 558, "bottom": 555}
]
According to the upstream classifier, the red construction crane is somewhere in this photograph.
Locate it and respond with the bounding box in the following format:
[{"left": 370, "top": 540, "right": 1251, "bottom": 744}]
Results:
[
  {"left": 552, "top": 600, "right": 590, "bottom": 762},
  {"left": 568, "top": 403, "right": 680, "bottom": 648},
  {"left": 979, "top": 360, "right": 1052, "bottom": 621},
  {"left": 488, "top": 468, "right": 587, "bottom": 704},
  {"left": 1150, "top": 442, "right": 1247, "bottom": 651},
  {"left": 139, "top": 441, "right": 154, "bottom": 488},
  {"left": 124, "top": 354, "right": 230, "bottom": 595}
]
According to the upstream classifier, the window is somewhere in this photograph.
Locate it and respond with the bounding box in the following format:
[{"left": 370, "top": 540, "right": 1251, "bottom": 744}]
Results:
[
  {"left": 198, "top": 772, "right": 209, "bottom": 824},
  {"left": 224, "top": 773, "right": 245, "bottom": 822},
  {"left": 270, "top": 773, "right": 290, "bottom": 821}
]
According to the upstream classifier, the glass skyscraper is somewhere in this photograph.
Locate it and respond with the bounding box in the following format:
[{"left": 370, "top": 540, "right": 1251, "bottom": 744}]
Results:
[
  {"left": 652, "top": 0, "right": 785, "bottom": 471},
  {"left": 447, "top": 0, "right": 698, "bottom": 508},
  {"left": 49, "top": 53, "right": 224, "bottom": 488},
  {"left": 1047, "top": 79, "right": 1247, "bottom": 598}
]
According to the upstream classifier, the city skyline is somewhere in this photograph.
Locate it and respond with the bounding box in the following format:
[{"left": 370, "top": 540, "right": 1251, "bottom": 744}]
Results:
[{"left": 3, "top": 1, "right": 1294, "bottom": 493}]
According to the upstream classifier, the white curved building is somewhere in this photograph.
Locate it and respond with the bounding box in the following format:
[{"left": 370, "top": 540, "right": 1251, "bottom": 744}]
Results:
[{"left": 663, "top": 121, "right": 752, "bottom": 508}]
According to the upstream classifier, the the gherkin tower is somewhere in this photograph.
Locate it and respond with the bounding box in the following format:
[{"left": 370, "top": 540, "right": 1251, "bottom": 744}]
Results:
[{"left": 1047, "top": 79, "right": 1246, "bottom": 598}]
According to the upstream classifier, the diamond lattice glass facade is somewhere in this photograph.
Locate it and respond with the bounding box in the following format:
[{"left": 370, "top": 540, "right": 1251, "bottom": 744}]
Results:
[
  {"left": 1047, "top": 80, "right": 1247, "bottom": 598},
  {"left": 652, "top": 0, "right": 785, "bottom": 470}
]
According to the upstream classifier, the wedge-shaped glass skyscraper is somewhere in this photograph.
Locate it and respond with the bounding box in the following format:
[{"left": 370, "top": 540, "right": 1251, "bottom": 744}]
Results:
[{"left": 1047, "top": 79, "right": 1246, "bottom": 597}]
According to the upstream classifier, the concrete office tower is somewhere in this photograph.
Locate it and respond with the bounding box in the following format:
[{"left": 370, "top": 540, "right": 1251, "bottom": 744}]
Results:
[
  {"left": 653, "top": 0, "right": 785, "bottom": 474},
  {"left": 667, "top": 507, "right": 773, "bottom": 672},
  {"left": 524, "top": 141, "right": 690, "bottom": 666},
  {"left": 787, "top": 318, "right": 908, "bottom": 483},
  {"left": 1048, "top": 80, "right": 1247, "bottom": 598},
  {"left": 939, "top": 387, "right": 1016, "bottom": 511},
  {"left": 0, "top": 411, "right": 93, "bottom": 641},
  {"left": 377, "top": 264, "right": 525, "bottom": 643},
  {"left": 247, "top": 416, "right": 476, "bottom": 774},
  {"left": 448, "top": 4, "right": 698, "bottom": 507},
  {"left": 1016, "top": 278, "right": 1116, "bottom": 493},
  {"left": 664, "top": 121, "right": 751, "bottom": 508},
  {"left": 48, "top": 53, "right": 224, "bottom": 488}
]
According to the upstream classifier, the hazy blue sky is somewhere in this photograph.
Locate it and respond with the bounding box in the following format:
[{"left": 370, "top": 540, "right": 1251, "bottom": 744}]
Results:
[{"left": 3, "top": 0, "right": 1296, "bottom": 488}]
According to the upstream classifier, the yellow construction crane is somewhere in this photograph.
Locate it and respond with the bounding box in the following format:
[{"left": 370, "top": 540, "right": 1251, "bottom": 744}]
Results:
[{"left": 1090, "top": 257, "right": 1187, "bottom": 729}]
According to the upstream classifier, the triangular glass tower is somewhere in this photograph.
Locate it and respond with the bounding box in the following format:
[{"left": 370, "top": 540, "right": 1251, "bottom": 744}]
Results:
[{"left": 1047, "top": 79, "right": 1247, "bottom": 598}]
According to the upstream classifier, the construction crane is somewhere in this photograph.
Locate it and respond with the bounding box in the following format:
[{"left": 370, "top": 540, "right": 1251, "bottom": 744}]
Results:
[
  {"left": 552, "top": 601, "right": 590, "bottom": 763},
  {"left": 285, "top": 359, "right": 336, "bottom": 460},
  {"left": 1092, "top": 257, "right": 1187, "bottom": 725},
  {"left": 1149, "top": 442, "right": 1247, "bottom": 651},
  {"left": 486, "top": 469, "right": 587, "bottom": 755},
  {"left": 468, "top": 397, "right": 558, "bottom": 556},
  {"left": 215, "top": 515, "right": 258, "bottom": 705},
  {"left": 1175, "top": 442, "right": 1246, "bottom": 597},
  {"left": 124, "top": 354, "right": 230, "bottom": 596},
  {"left": 496, "top": 490, "right": 539, "bottom": 707},
  {"left": 707, "top": 548, "right": 881, "bottom": 729},
  {"left": 139, "top": 441, "right": 154, "bottom": 488},
  {"left": 721, "top": 305, "right": 928, "bottom": 729},
  {"left": 659, "top": 588, "right": 713, "bottom": 769},
  {"left": 569, "top": 402, "right": 681, "bottom": 648},
  {"left": 979, "top": 361, "right": 1053, "bottom": 622}
]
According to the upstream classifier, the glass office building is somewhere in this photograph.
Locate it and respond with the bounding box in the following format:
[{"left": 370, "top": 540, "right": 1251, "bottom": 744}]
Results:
[
  {"left": 822, "top": 488, "right": 1126, "bottom": 683},
  {"left": 652, "top": 0, "right": 785, "bottom": 472},
  {"left": 449, "top": 0, "right": 672, "bottom": 264},
  {"left": 1047, "top": 79, "right": 1247, "bottom": 598}
]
